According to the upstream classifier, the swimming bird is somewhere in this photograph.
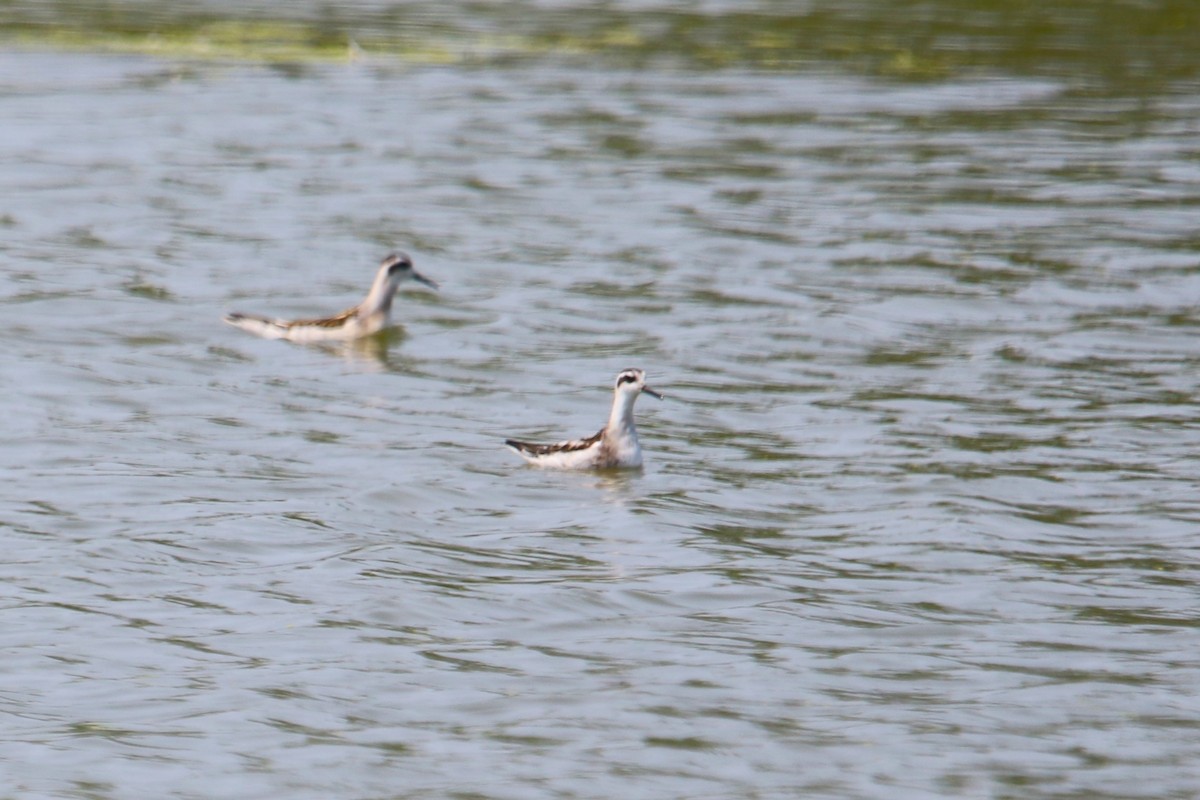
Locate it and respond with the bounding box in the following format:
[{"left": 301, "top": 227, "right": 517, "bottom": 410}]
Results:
[
  {"left": 223, "top": 252, "right": 437, "bottom": 342},
  {"left": 505, "top": 368, "right": 664, "bottom": 469}
]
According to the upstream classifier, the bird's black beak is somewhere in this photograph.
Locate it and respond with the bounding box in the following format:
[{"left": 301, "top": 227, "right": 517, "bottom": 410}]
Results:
[{"left": 412, "top": 270, "right": 439, "bottom": 290}]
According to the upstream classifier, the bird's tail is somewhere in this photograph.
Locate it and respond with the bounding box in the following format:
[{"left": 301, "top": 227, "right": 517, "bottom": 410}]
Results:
[
  {"left": 222, "top": 312, "right": 291, "bottom": 340},
  {"left": 504, "top": 439, "right": 539, "bottom": 460}
]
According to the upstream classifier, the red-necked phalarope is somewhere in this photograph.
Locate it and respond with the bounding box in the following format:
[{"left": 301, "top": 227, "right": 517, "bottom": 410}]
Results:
[
  {"left": 222, "top": 252, "right": 437, "bottom": 342},
  {"left": 505, "top": 368, "right": 664, "bottom": 470}
]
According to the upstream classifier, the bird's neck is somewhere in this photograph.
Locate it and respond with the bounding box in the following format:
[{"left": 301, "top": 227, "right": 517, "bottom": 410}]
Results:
[
  {"left": 606, "top": 390, "right": 638, "bottom": 436},
  {"left": 360, "top": 277, "right": 397, "bottom": 317}
]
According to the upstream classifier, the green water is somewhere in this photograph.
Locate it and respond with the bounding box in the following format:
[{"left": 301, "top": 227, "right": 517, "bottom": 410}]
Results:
[{"left": 3, "top": 0, "right": 1198, "bottom": 88}]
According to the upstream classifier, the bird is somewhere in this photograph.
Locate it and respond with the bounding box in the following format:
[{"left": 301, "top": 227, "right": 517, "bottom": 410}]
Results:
[
  {"left": 505, "top": 368, "right": 664, "bottom": 469},
  {"left": 223, "top": 252, "right": 437, "bottom": 342}
]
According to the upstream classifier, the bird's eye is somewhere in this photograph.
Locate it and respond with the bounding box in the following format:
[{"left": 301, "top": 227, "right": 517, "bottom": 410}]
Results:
[{"left": 618, "top": 373, "right": 638, "bottom": 386}]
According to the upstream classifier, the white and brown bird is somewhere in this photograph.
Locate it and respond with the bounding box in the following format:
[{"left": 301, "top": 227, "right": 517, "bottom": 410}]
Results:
[
  {"left": 505, "top": 368, "right": 664, "bottom": 469},
  {"left": 223, "top": 252, "right": 437, "bottom": 342}
]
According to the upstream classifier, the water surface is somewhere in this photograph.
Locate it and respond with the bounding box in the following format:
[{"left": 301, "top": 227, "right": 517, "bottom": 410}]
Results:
[{"left": 2, "top": 3, "right": 1200, "bottom": 798}]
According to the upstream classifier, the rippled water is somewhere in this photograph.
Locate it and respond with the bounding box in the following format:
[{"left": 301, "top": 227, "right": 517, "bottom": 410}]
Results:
[{"left": 3, "top": 3, "right": 1200, "bottom": 798}]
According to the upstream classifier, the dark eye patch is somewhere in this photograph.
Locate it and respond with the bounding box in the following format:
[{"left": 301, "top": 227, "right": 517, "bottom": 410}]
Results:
[
  {"left": 387, "top": 260, "right": 410, "bottom": 274},
  {"left": 617, "top": 373, "right": 638, "bottom": 385}
]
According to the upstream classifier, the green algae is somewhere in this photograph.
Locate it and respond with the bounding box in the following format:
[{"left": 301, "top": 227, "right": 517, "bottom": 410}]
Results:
[
  {"left": 6, "top": 19, "right": 430, "bottom": 64},
  {"left": 0, "top": 1, "right": 1198, "bottom": 90}
]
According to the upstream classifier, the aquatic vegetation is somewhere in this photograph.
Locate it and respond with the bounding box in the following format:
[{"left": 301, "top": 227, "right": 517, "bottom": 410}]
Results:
[{"left": 0, "top": 1, "right": 1196, "bottom": 90}]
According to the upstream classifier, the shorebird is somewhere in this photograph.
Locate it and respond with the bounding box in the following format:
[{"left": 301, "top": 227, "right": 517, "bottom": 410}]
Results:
[
  {"left": 505, "top": 368, "right": 664, "bottom": 469},
  {"left": 222, "top": 252, "right": 437, "bottom": 342}
]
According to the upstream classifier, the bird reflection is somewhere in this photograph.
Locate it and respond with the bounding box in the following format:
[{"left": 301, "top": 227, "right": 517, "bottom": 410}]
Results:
[{"left": 316, "top": 327, "right": 408, "bottom": 371}]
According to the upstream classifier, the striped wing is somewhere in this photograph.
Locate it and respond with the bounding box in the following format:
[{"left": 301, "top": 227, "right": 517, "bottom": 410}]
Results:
[
  {"left": 505, "top": 428, "right": 603, "bottom": 457},
  {"left": 284, "top": 305, "right": 359, "bottom": 329}
]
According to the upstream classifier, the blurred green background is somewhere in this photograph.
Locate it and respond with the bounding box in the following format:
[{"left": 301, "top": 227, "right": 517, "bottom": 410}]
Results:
[{"left": 1, "top": 0, "right": 1196, "bottom": 91}]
